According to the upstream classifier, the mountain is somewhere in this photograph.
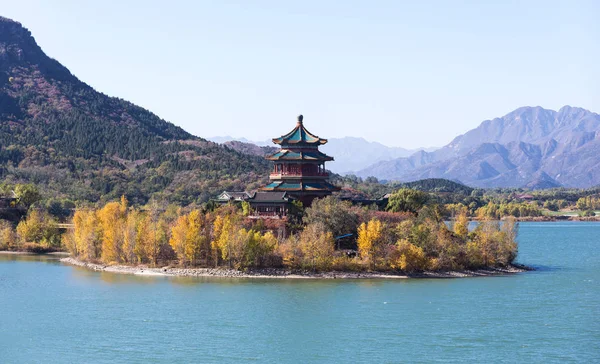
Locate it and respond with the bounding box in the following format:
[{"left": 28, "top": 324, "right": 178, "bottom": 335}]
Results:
[
  {"left": 210, "top": 135, "right": 433, "bottom": 174},
  {"left": 0, "top": 16, "right": 269, "bottom": 205},
  {"left": 357, "top": 106, "right": 600, "bottom": 188},
  {"left": 222, "top": 140, "right": 278, "bottom": 157},
  {"left": 399, "top": 178, "right": 473, "bottom": 195},
  {"left": 208, "top": 136, "right": 271, "bottom": 146},
  {"left": 320, "top": 137, "right": 430, "bottom": 174}
]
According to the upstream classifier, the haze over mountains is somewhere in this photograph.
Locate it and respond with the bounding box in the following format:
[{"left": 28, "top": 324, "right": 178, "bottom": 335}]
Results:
[
  {"left": 214, "top": 106, "right": 600, "bottom": 189},
  {"left": 210, "top": 135, "right": 434, "bottom": 174},
  {"left": 356, "top": 106, "right": 600, "bottom": 188}
]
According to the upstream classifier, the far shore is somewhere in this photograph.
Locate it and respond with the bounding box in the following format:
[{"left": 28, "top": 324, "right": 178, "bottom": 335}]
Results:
[{"left": 59, "top": 256, "right": 532, "bottom": 280}]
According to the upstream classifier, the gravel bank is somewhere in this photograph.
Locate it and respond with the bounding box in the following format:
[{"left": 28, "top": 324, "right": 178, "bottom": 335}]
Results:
[{"left": 60, "top": 257, "right": 530, "bottom": 279}]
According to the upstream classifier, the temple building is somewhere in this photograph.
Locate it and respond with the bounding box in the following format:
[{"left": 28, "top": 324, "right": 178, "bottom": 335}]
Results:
[
  {"left": 214, "top": 114, "right": 339, "bottom": 217},
  {"left": 261, "top": 115, "right": 340, "bottom": 206}
]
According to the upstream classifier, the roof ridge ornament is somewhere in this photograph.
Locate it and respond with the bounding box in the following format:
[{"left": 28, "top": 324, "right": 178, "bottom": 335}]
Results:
[{"left": 297, "top": 114, "right": 303, "bottom": 125}]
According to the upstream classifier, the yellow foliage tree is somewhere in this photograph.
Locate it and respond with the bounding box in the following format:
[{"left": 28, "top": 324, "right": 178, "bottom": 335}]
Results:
[
  {"left": 184, "top": 210, "right": 206, "bottom": 266},
  {"left": 241, "top": 230, "right": 278, "bottom": 268},
  {"left": 395, "top": 239, "right": 428, "bottom": 273},
  {"left": 0, "top": 221, "right": 17, "bottom": 250},
  {"left": 97, "top": 201, "right": 126, "bottom": 264},
  {"left": 16, "top": 209, "right": 60, "bottom": 247},
  {"left": 122, "top": 210, "right": 141, "bottom": 264},
  {"left": 138, "top": 211, "right": 167, "bottom": 267},
  {"left": 298, "top": 223, "right": 334, "bottom": 271},
  {"left": 211, "top": 215, "right": 224, "bottom": 267},
  {"left": 67, "top": 209, "right": 101, "bottom": 261},
  {"left": 357, "top": 218, "right": 383, "bottom": 269},
  {"left": 213, "top": 214, "right": 242, "bottom": 267},
  {"left": 170, "top": 214, "right": 189, "bottom": 266},
  {"left": 454, "top": 207, "right": 469, "bottom": 239}
]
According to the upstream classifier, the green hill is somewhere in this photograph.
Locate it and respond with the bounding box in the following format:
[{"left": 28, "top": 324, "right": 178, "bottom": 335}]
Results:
[
  {"left": 0, "top": 16, "right": 269, "bottom": 205},
  {"left": 400, "top": 178, "right": 473, "bottom": 194}
]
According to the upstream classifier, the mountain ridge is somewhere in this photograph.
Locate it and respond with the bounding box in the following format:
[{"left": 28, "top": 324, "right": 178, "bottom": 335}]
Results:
[
  {"left": 0, "top": 16, "right": 269, "bottom": 204},
  {"left": 356, "top": 106, "right": 600, "bottom": 188},
  {"left": 209, "top": 135, "right": 436, "bottom": 174}
]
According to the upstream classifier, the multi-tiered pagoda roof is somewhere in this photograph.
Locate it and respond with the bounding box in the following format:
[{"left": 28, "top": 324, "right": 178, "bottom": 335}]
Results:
[
  {"left": 260, "top": 115, "right": 340, "bottom": 206},
  {"left": 271, "top": 119, "right": 328, "bottom": 145}
]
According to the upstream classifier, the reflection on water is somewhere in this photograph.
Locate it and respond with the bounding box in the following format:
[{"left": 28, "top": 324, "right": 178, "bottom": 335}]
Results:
[{"left": 0, "top": 253, "right": 64, "bottom": 264}]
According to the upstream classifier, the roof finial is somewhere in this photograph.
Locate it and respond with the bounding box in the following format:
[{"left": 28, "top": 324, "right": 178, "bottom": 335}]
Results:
[{"left": 297, "top": 114, "right": 303, "bottom": 125}]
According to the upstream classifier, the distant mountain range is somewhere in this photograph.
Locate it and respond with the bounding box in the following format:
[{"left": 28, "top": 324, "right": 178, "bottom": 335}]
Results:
[
  {"left": 216, "top": 105, "right": 600, "bottom": 189},
  {"left": 356, "top": 106, "right": 600, "bottom": 188},
  {"left": 209, "top": 136, "right": 435, "bottom": 174}
]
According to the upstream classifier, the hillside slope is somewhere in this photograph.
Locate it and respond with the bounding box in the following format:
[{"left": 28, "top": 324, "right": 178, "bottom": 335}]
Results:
[
  {"left": 0, "top": 16, "right": 269, "bottom": 204},
  {"left": 357, "top": 106, "right": 600, "bottom": 188}
]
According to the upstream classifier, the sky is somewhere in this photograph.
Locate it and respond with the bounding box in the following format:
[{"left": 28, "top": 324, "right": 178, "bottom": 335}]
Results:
[{"left": 1, "top": 0, "right": 598, "bottom": 148}]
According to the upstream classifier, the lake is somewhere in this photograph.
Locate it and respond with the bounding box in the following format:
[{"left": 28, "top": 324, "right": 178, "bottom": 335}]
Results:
[{"left": 1, "top": 222, "right": 599, "bottom": 363}]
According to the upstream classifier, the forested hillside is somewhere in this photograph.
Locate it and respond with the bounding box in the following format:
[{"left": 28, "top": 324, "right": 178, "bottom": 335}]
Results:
[{"left": 0, "top": 16, "right": 269, "bottom": 205}]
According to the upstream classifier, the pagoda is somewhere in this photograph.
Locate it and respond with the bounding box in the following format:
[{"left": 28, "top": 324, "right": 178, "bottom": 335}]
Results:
[{"left": 260, "top": 115, "right": 340, "bottom": 206}]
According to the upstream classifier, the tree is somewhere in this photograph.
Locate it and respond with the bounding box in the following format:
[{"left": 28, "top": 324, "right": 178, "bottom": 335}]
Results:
[
  {"left": 14, "top": 184, "right": 41, "bottom": 209},
  {"left": 241, "top": 201, "right": 252, "bottom": 216},
  {"left": 16, "top": 209, "right": 60, "bottom": 247},
  {"left": 357, "top": 218, "right": 384, "bottom": 269},
  {"left": 498, "top": 217, "right": 518, "bottom": 265},
  {"left": 304, "top": 196, "right": 358, "bottom": 238},
  {"left": 0, "top": 221, "right": 17, "bottom": 250},
  {"left": 395, "top": 239, "right": 427, "bottom": 273},
  {"left": 386, "top": 188, "right": 429, "bottom": 213},
  {"left": 184, "top": 210, "right": 207, "bottom": 266},
  {"left": 454, "top": 207, "right": 469, "bottom": 239},
  {"left": 139, "top": 204, "right": 168, "bottom": 266},
  {"left": 297, "top": 223, "right": 334, "bottom": 271},
  {"left": 97, "top": 199, "right": 127, "bottom": 264},
  {"left": 123, "top": 210, "right": 141, "bottom": 263},
  {"left": 170, "top": 214, "right": 189, "bottom": 266},
  {"left": 243, "top": 230, "right": 278, "bottom": 268},
  {"left": 66, "top": 209, "right": 101, "bottom": 260}
]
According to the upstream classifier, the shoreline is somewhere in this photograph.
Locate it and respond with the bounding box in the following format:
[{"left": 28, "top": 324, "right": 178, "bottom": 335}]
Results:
[
  {"left": 59, "top": 257, "right": 531, "bottom": 280},
  {"left": 0, "top": 251, "right": 69, "bottom": 255}
]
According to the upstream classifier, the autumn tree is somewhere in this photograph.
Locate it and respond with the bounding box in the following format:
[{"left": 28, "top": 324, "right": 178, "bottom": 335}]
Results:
[
  {"left": 0, "top": 221, "right": 17, "bottom": 250},
  {"left": 454, "top": 207, "right": 469, "bottom": 239},
  {"left": 395, "top": 239, "right": 427, "bottom": 273},
  {"left": 16, "top": 209, "right": 60, "bottom": 247},
  {"left": 170, "top": 214, "right": 189, "bottom": 266},
  {"left": 357, "top": 218, "right": 384, "bottom": 269},
  {"left": 185, "top": 210, "right": 209, "bottom": 266},
  {"left": 97, "top": 197, "right": 128, "bottom": 264},
  {"left": 297, "top": 222, "right": 334, "bottom": 271},
  {"left": 123, "top": 210, "right": 141, "bottom": 264},
  {"left": 139, "top": 205, "right": 169, "bottom": 266},
  {"left": 65, "top": 209, "right": 101, "bottom": 260}
]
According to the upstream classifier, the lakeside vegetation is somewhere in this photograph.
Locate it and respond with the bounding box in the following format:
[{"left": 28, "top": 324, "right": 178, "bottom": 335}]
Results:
[
  {"left": 2, "top": 179, "right": 599, "bottom": 272},
  {"left": 2, "top": 193, "right": 518, "bottom": 273}
]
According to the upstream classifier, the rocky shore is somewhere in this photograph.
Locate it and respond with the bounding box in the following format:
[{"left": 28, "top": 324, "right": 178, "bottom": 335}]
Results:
[{"left": 60, "top": 257, "right": 531, "bottom": 279}]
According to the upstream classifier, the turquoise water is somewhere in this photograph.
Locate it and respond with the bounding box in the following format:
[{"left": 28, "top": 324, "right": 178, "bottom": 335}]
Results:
[{"left": 1, "top": 222, "right": 599, "bottom": 363}]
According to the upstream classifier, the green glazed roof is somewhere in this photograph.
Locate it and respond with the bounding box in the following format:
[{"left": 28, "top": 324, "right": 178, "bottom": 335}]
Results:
[
  {"left": 272, "top": 116, "right": 327, "bottom": 145},
  {"left": 260, "top": 181, "right": 340, "bottom": 192},
  {"left": 266, "top": 149, "right": 333, "bottom": 161}
]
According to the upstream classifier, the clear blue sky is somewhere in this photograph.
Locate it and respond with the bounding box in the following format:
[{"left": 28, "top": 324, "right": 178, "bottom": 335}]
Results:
[{"left": 2, "top": 0, "right": 598, "bottom": 148}]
